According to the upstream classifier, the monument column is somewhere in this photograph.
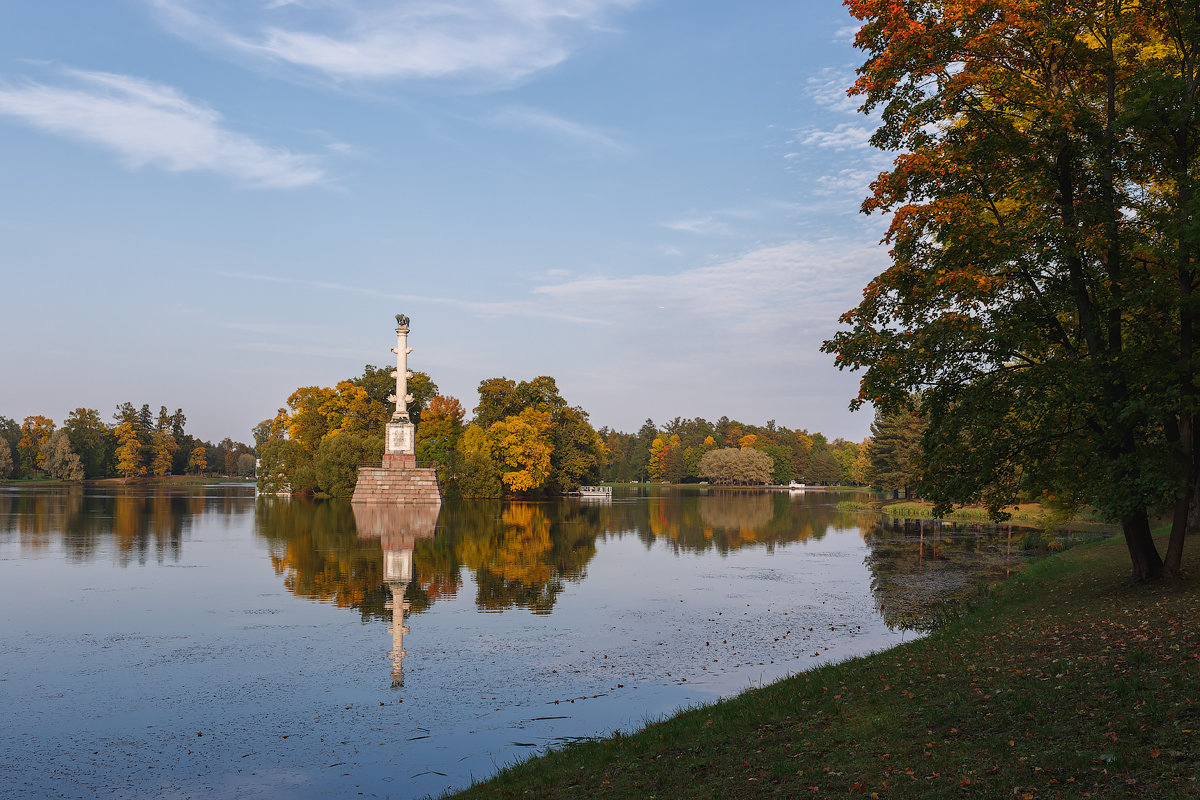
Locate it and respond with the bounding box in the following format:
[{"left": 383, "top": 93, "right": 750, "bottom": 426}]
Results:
[
  {"left": 384, "top": 314, "right": 417, "bottom": 469},
  {"left": 352, "top": 314, "right": 441, "bottom": 505}
]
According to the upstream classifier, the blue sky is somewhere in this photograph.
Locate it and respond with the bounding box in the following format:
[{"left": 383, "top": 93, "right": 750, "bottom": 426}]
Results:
[{"left": 0, "top": 0, "right": 890, "bottom": 444}]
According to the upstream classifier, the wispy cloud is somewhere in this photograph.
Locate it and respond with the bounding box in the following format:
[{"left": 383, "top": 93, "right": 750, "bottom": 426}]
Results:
[
  {"left": 833, "top": 25, "right": 861, "bottom": 45},
  {"left": 492, "top": 106, "right": 626, "bottom": 153},
  {"left": 533, "top": 239, "right": 889, "bottom": 339},
  {"left": 0, "top": 68, "right": 325, "bottom": 188},
  {"left": 807, "top": 66, "right": 860, "bottom": 115},
  {"left": 663, "top": 208, "right": 756, "bottom": 237},
  {"left": 217, "top": 270, "right": 602, "bottom": 324},
  {"left": 664, "top": 216, "right": 732, "bottom": 236},
  {"left": 816, "top": 167, "right": 880, "bottom": 198},
  {"left": 150, "top": 0, "right": 640, "bottom": 86},
  {"left": 797, "top": 123, "right": 874, "bottom": 151}
]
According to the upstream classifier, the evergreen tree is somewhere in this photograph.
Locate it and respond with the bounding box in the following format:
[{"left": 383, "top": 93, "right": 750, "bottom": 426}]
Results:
[{"left": 866, "top": 405, "right": 926, "bottom": 499}]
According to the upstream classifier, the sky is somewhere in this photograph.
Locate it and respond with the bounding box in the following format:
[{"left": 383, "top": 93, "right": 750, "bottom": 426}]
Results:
[{"left": 0, "top": 0, "right": 892, "bottom": 445}]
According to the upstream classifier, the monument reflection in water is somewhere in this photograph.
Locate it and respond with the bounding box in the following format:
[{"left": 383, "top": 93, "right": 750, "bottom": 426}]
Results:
[{"left": 351, "top": 502, "right": 440, "bottom": 688}]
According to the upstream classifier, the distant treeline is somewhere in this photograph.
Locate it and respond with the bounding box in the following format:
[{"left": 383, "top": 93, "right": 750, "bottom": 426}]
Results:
[
  {"left": 599, "top": 418, "right": 865, "bottom": 486},
  {"left": 258, "top": 365, "right": 868, "bottom": 498},
  {"left": 0, "top": 405, "right": 254, "bottom": 481}
]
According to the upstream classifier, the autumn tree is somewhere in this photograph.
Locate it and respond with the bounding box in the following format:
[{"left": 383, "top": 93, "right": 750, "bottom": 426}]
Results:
[
  {"left": 150, "top": 431, "right": 179, "bottom": 477},
  {"left": 186, "top": 445, "right": 207, "bottom": 476},
  {"left": 0, "top": 438, "right": 12, "bottom": 478},
  {"left": 486, "top": 409, "right": 553, "bottom": 493},
  {"left": 416, "top": 394, "right": 465, "bottom": 469},
  {"left": 114, "top": 420, "right": 144, "bottom": 480},
  {"left": 824, "top": 0, "right": 1200, "bottom": 580},
  {"left": 17, "top": 415, "right": 55, "bottom": 476}
]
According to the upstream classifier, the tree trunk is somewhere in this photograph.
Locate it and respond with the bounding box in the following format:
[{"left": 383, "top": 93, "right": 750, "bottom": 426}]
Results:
[{"left": 1122, "top": 509, "right": 1163, "bottom": 582}]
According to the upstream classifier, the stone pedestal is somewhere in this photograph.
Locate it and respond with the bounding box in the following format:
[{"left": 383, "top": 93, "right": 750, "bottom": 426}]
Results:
[
  {"left": 382, "top": 453, "right": 416, "bottom": 469},
  {"left": 386, "top": 420, "right": 415, "bottom": 455}
]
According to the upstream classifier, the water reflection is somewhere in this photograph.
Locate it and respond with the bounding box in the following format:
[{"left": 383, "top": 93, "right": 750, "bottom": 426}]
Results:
[
  {"left": 352, "top": 503, "right": 440, "bottom": 689},
  {"left": 252, "top": 490, "right": 865, "bottom": 624},
  {"left": 254, "top": 497, "right": 391, "bottom": 619},
  {"left": 862, "top": 517, "right": 1027, "bottom": 630},
  {"left": 0, "top": 485, "right": 252, "bottom": 565}
]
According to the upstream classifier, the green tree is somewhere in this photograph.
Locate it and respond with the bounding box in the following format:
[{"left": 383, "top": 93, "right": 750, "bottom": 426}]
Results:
[
  {"left": 473, "top": 377, "right": 521, "bottom": 429},
  {"left": 867, "top": 405, "right": 926, "bottom": 499},
  {"left": 63, "top": 408, "right": 114, "bottom": 479},
  {"left": 313, "top": 432, "right": 382, "bottom": 498},
  {"left": 257, "top": 439, "right": 305, "bottom": 493},
  {"left": 0, "top": 437, "right": 12, "bottom": 478},
  {"left": 550, "top": 406, "right": 606, "bottom": 491}
]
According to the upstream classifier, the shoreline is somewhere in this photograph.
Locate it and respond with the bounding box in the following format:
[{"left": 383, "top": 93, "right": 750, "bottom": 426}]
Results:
[{"left": 445, "top": 532, "right": 1197, "bottom": 799}]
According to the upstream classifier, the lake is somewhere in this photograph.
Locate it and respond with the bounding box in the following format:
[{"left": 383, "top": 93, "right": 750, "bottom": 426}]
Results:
[{"left": 0, "top": 484, "right": 1077, "bottom": 799}]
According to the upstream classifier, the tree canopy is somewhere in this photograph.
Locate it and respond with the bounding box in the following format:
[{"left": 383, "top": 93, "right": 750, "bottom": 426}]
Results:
[{"left": 824, "top": 0, "right": 1200, "bottom": 580}]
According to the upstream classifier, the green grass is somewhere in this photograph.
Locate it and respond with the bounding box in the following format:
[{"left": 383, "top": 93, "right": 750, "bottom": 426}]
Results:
[
  {"left": 444, "top": 534, "right": 1198, "bottom": 799},
  {"left": 838, "top": 499, "right": 1105, "bottom": 528}
]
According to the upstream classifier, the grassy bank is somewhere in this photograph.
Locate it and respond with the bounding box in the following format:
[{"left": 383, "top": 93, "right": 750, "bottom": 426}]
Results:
[
  {"left": 839, "top": 499, "right": 1105, "bottom": 528},
  {"left": 446, "top": 535, "right": 1197, "bottom": 799}
]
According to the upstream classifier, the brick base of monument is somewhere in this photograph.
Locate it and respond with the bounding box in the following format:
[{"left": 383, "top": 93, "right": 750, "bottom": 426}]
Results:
[{"left": 351, "top": 461, "right": 441, "bottom": 504}]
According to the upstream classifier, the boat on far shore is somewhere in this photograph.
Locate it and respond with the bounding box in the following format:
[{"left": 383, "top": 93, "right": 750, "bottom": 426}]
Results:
[
  {"left": 569, "top": 485, "right": 613, "bottom": 499},
  {"left": 788, "top": 481, "right": 806, "bottom": 490}
]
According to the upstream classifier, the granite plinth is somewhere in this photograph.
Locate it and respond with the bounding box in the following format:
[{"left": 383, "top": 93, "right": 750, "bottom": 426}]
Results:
[{"left": 351, "top": 464, "right": 442, "bottom": 505}]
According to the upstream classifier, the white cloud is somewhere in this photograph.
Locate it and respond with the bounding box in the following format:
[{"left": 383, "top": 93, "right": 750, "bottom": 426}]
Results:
[
  {"left": 533, "top": 239, "right": 888, "bottom": 339},
  {"left": 217, "top": 270, "right": 602, "bottom": 324},
  {"left": 664, "top": 216, "right": 731, "bottom": 236},
  {"left": 149, "top": 0, "right": 640, "bottom": 86},
  {"left": 798, "top": 123, "right": 874, "bottom": 151},
  {"left": 0, "top": 69, "right": 324, "bottom": 188},
  {"left": 833, "top": 25, "right": 861, "bottom": 45},
  {"left": 492, "top": 106, "right": 626, "bottom": 153},
  {"left": 807, "top": 66, "right": 859, "bottom": 115},
  {"left": 816, "top": 167, "right": 878, "bottom": 198}
]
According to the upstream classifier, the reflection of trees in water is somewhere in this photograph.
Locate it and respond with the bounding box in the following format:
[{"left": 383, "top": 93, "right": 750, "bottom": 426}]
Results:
[
  {"left": 411, "top": 501, "right": 601, "bottom": 615},
  {"left": 620, "top": 491, "right": 855, "bottom": 554},
  {"left": 862, "top": 517, "right": 1024, "bottom": 631},
  {"left": 255, "top": 497, "right": 391, "bottom": 620},
  {"left": 253, "top": 491, "right": 875, "bottom": 617},
  {"left": 0, "top": 486, "right": 251, "bottom": 565}
]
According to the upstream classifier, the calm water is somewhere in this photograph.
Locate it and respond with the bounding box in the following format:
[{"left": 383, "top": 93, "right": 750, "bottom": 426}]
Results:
[{"left": 0, "top": 484, "right": 1069, "bottom": 799}]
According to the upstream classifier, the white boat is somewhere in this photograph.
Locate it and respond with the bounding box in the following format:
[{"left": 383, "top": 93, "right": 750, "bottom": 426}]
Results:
[
  {"left": 576, "top": 485, "right": 612, "bottom": 498},
  {"left": 788, "top": 481, "right": 806, "bottom": 489}
]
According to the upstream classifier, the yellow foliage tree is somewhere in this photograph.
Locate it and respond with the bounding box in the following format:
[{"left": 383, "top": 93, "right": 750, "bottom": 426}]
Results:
[
  {"left": 17, "top": 415, "right": 55, "bottom": 475},
  {"left": 277, "top": 386, "right": 336, "bottom": 452},
  {"left": 114, "top": 421, "right": 145, "bottom": 480},
  {"left": 150, "top": 431, "right": 179, "bottom": 477},
  {"left": 486, "top": 409, "right": 553, "bottom": 493},
  {"left": 187, "top": 445, "right": 207, "bottom": 475}
]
